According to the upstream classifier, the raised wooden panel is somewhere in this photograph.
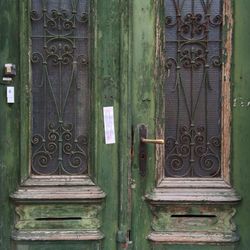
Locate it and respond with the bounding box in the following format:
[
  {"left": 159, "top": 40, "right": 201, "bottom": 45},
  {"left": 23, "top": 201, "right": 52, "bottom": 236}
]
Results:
[
  {"left": 13, "top": 203, "right": 103, "bottom": 241},
  {"left": 15, "top": 204, "right": 102, "bottom": 230},
  {"left": 148, "top": 204, "right": 239, "bottom": 244}
]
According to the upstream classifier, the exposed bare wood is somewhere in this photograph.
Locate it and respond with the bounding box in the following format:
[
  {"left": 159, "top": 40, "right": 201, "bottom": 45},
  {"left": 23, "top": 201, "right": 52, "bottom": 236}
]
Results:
[
  {"left": 221, "top": 0, "right": 233, "bottom": 184},
  {"left": 151, "top": 204, "right": 236, "bottom": 231},
  {"left": 158, "top": 178, "right": 231, "bottom": 188},
  {"left": 11, "top": 186, "right": 106, "bottom": 203},
  {"left": 155, "top": 0, "right": 166, "bottom": 185},
  {"left": 146, "top": 187, "right": 241, "bottom": 204},
  {"left": 12, "top": 230, "right": 104, "bottom": 241},
  {"left": 148, "top": 232, "right": 239, "bottom": 244},
  {"left": 22, "top": 175, "right": 95, "bottom": 186}
]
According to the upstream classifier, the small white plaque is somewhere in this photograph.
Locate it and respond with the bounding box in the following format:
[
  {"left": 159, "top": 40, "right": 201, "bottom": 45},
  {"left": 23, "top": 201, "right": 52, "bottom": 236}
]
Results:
[
  {"left": 3, "top": 77, "right": 12, "bottom": 81},
  {"left": 7, "top": 86, "right": 15, "bottom": 103},
  {"left": 103, "top": 106, "right": 116, "bottom": 144}
]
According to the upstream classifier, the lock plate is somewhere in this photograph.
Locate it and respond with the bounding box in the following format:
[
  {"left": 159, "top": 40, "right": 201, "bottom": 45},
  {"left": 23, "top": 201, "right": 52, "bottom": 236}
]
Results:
[{"left": 139, "top": 125, "right": 147, "bottom": 177}]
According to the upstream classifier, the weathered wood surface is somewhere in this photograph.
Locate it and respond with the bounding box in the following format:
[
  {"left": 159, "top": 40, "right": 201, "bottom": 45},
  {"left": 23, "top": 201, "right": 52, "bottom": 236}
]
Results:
[
  {"left": 22, "top": 176, "right": 96, "bottom": 186},
  {"left": 233, "top": 0, "right": 250, "bottom": 249},
  {"left": 15, "top": 204, "right": 101, "bottom": 230},
  {"left": 8, "top": 0, "right": 120, "bottom": 249},
  {"left": 92, "top": 0, "right": 120, "bottom": 249},
  {"left": 1, "top": 0, "right": 250, "bottom": 249},
  {"left": 146, "top": 187, "right": 240, "bottom": 203},
  {"left": 148, "top": 204, "right": 238, "bottom": 244},
  {"left": 11, "top": 186, "right": 105, "bottom": 202},
  {"left": 0, "top": 1, "right": 20, "bottom": 250},
  {"left": 221, "top": 0, "right": 233, "bottom": 184},
  {"left": 12, "top": 230, "right": 103, "bottom": 242},
  {"left": 14, "top": 241, "right": 101, "bottom": 250},
  {"left": 148, "top": 232, "right": 239, "bottom": 244},
  {"left": 130, "top": 0, "right": 241, "bottom": 249},
  {"left": 130, "top": 0, "right": 156, "bottom": 249}
]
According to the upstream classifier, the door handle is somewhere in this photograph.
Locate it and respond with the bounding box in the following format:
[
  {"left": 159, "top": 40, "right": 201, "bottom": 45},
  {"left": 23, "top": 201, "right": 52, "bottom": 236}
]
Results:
[
  {"left": 141, "top": 138, "right": 164, "bottom": 144},
  {"left": 139, "top": 125, "right": 164, "bottom": 177}
]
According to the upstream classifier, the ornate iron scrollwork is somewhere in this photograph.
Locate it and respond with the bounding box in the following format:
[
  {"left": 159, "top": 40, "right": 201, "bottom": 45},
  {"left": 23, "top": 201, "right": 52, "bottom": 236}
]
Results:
[
  {"left": 164, "top": 0, "right": 222, "bottom": 177},
  {"left": 31, "top": 0, "right": 89, "bottom": 175}
]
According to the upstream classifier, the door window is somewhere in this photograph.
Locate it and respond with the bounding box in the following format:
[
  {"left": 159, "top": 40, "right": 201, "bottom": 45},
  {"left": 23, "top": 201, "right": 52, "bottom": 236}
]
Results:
[
  {"left": 31, "top": 0, "right": 90, "bottom": 175},
  {"left": 164, "top": 0, "right": 222, "bottom": 178}
]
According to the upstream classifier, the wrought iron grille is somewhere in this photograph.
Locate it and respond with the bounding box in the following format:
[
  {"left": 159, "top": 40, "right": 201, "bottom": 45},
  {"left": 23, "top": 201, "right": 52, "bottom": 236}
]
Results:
[
  {"left": 31, "top": 0, "right": 89, "bottom": 175},
  {"left": 164, "top": 0, "right": 222, "bottom": 177}
]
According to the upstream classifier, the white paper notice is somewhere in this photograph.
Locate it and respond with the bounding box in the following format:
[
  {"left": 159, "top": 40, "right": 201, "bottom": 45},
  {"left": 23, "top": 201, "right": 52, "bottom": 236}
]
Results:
[
  {"left": 103, "top": 106, "right": 116, "bottom": 144},
  {"left": 7, "top": 86, "right": 15, "bottom": 104}
]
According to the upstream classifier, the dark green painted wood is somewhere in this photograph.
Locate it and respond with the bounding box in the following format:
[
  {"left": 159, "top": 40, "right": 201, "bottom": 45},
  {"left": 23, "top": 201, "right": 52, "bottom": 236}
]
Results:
[
  {"left": 1, "top": 0, "right": 121, "bottom": 249},
  {"left": 15, "top": 204, "right": 101, "bottom": 230},
  {"left": 1, "top": 0, "right": 250, "bottom": 249},
  {"left": 93, "top": 0, "right": 120, "bottom": 249},
  {"left": 130, "top": 1, "right": 156, "bottom": 250},
  {"left": 117, "top": 0, "right": 132, "bottom": 249},
  {"left": 130, "top": 0, "right": 247, "bottom": 250},
  {"left": 0, "top": 1, "right": 20, "bottom": 250},
  {"left": 232, "top": 1, "right": 250, "bottom": 250},
  {"left": 19, "top": 0, "right": 31, "bottom": 182}
]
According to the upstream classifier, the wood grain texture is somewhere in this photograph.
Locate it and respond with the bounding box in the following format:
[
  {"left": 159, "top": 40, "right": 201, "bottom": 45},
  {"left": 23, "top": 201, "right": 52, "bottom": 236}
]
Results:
[
  {"left": 221, "top": 0, "right": 233, "bottom": 185},
  {"left": 148, "top": 204, "right": 239, "bottom": 244},
  {"left": 148, "top": 232, "right": 239, "bottom": 244},
  {"left": 14, "top": 241, "right": 101, "bottom": 250},
  {"left": 11, "top": 186, "right": 105, "bottom": 202},
  {"left": 232, "top": 0, "right": 250, "bottom": 249},
  {"left": 0, "top": 1, "right": 20, "bottom": 249},
  {"left": 146, "top": 187, "right": 240, "bottom": 203},
  {"left": 12, "top": 230, "right": 103, "bottom": 242},
  {"left": 15, "top": 204, "right": 102, "bottom": 230},
  {"left": 130, "top": 0, "right": 156, "bottom": 249},
  {"left": 92, "top": 0, "right": 120, "bottom": 249},
  {"left": 11, "top": 0, "right": 120, "bottom": 249},
  {"left": 1, "top": 0, "right": 250, "bottom": 249},
  {"left": 117, "top": 0, "right": 132, "bottom": 249}
]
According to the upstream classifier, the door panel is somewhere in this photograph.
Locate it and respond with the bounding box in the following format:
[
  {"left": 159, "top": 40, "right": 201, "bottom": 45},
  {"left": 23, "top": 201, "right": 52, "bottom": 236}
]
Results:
[
  {"left": 1, "top": 0, "right": 120, "bottom": 249},
  {"left": 1, "top": 0, "right": 250, "bottom": 250},
  {"left": 130, "top": 0, "right": 240, "bottom": 249}
]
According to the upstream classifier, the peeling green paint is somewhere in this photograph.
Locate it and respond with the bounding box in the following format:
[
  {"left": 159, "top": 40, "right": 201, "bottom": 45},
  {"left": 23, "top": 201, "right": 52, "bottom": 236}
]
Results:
[
  {"left": 15, "top": 204, "right": 102, "bottom": 230},
  {"left": 0, "top": 0, "right": 250, "bottom": 249}
]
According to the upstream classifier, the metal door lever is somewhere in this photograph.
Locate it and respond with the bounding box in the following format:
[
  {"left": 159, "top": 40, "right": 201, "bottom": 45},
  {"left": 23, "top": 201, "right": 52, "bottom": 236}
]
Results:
[
  {"left": 141, "top": 138, "right": 164, "bottom": 144},
  {"left": 139, "top": 125, "right": 164, "bottom": 177}
]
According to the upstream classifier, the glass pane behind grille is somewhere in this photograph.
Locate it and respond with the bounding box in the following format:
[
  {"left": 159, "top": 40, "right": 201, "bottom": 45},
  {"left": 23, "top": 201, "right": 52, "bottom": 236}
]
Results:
[
  {"left": 31, "top": 0, "right": 89, "bottom": 175},
  {"left": 164, "top": 0, "right": 222, "bottom": 177}
]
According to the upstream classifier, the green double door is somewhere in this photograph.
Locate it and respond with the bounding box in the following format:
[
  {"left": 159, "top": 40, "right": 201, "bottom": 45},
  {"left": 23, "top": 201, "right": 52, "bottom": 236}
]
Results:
[{"left": 1, "top": 0, "right": 250, "bottom": 250}]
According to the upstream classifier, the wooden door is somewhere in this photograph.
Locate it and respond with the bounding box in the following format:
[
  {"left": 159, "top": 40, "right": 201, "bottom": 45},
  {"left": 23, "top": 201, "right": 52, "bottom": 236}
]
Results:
[
  {"left": 1, "top": 1, "right": 250, "bottom": 250},
  {"left": 128, "top": 1, "right": 246, "bottom": 250},
  {"left": 0, "top": 1, "right": 121, "bottom": 249}
]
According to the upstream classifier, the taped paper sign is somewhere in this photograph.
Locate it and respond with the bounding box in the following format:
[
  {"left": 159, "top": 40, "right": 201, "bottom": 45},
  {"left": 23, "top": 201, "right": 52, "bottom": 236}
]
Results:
[
  {"left": 103, "top": 106, "right": 116, "bottom": 144},
  {"left": 7, "top": 86, "right": 15, "bottom": 104}
]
